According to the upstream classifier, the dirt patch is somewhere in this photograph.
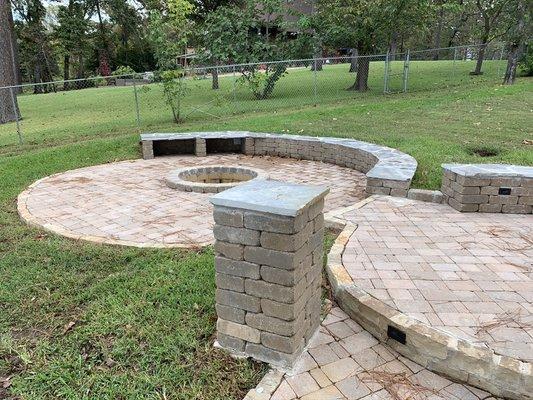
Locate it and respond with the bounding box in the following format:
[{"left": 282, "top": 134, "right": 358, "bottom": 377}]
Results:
[{"left": 466, "top": 145, "right": 501, "bottom": 157}]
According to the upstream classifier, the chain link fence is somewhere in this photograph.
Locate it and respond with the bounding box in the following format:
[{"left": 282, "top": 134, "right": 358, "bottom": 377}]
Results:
[{"left": 0, "top": 43, "right": 508, "bottom": 149}]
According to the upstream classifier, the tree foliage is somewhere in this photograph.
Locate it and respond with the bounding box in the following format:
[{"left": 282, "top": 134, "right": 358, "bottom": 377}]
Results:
[{"left": 4, "top": 0, "right": 529, "bottom": 87}]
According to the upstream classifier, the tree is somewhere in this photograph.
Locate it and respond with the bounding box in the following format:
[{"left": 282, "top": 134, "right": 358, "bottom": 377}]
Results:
[
  {"left": 0, "top": 0, "right": 20, "bottom": 123},
  {"left": 55, "top": 0, "right": 90, "bottom": 88},
  {"left": 195, "top": 5, "right": 249, "bottom": 88},
  {"left": 384, "top": 0, "right": 430, "bottom": 60},
  {"left": 470, "top": 0, "right": 514, "bottom": 75},
  {"left": 317, "top": 0, "right": 390, "bottom": 91},
  {"left": 196, "top": 0, "right": 303, "bottom": 97},
  {"left": 502, "top": 0, "right": 531, "bottom": 84},
  {"left": 148, "top": 0, "right": 194, "bottom": 69},
  {"left": 13, "top": 0, "right": 57, "bottom": 92}
]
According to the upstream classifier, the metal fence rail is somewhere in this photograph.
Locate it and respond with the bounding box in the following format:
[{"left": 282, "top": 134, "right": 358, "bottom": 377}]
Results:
[{"left": 0, "top": 43, "right": 508, "bottom": 147}]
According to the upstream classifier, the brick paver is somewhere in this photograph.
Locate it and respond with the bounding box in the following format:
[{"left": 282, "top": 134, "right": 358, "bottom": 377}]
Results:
[
  {"left": 256, "top": 307, "right": 500, "bottom": 400},
  {"left": 18, "top": 154, "right": 366, "bottom": 248},
  {"left": 342, "top": 196, "right": 533, "bottom": 363}
]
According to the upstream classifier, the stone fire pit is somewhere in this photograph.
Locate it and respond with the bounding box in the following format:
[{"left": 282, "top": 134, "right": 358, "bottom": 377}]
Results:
[{"left": 165, "top": 165, "right": 268, "bottom": 193}]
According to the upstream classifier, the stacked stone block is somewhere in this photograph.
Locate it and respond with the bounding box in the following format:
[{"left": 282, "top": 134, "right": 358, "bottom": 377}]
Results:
[
  {"left": 365, "top": 177, "right": 410, "bottom": 197},
  {"left": 141, "top": 140, "right": 154, "bottom": 160},
  {"left": 195, "top": 138, "right": 206, "bottom": 157},
  {"left": 242, "top": 137, "right": 255, "bottom": 155},
  {"left": 210, "top": 180, "right": 328, "bottom": 369},
  {"left": 442, "top": 164, "right": 533, "bottom": 214}
]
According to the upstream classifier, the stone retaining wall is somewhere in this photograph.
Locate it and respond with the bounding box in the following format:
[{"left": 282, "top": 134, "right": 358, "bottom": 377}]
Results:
[
  {"left": 140, "top": 131, "right": 418, "bottom": 199},
  {"left": 442, "top": 164, "right": 533, "bottom": 214},
  {"left": 210, "top": 180, "right": 328, "bottom": 370}
]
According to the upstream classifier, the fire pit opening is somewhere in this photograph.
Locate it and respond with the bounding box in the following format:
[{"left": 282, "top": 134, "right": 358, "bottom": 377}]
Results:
[{"left": 165, "top": 165, "right": 267, "bottom": 193}]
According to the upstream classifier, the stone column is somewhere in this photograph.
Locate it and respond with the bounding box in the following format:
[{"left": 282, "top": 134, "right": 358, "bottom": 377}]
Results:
[
  {"left": 210, "top": 180, "right": 328, "bottom": 370},
  {"left": 195, "top": 138, "right": 207, "bottom": 157},
  {"left": 141, "top": 140, "right": 154, "bottom": 160},
  {"left": 242, "top": 137, "right": 255, "bottom": 155}
]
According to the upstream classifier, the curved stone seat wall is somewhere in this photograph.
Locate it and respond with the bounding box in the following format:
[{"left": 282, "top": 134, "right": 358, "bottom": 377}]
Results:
[{"left": 140, "top": 132, "right": 418, "bottom": 198}]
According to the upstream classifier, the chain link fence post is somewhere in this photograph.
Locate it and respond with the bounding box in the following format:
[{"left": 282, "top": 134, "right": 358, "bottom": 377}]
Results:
[
  {"left": 313, "top": 58, "right": 318, "bottom": 106},
  {"left": 452, "top": 47, "right": 458, "bottom": 79},
  {"left": 402, "top": 50, "right": 410, "bottom": 93},
  {"left": 132, "top": 74, "right": 141, "bottom": 132},
  {"left": 383, "top": 51, "right": 390, "bottom": 94},
  {"left": 232, "top": 65, "right": 237, "bottom": 102},
  {"left": 9, "top": 87, "right": 23, "bottom": 144}
]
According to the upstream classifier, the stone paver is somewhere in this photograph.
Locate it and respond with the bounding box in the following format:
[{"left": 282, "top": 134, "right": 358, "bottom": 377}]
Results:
[
  {"left": 18, "top": 154, "right": 365, "bottom": 248},
  {"left": 342, "top": 195, "right": 533, "bottom": 362},
  {"left": 251, "top": 307, "right": 499, "bottom": 400}
]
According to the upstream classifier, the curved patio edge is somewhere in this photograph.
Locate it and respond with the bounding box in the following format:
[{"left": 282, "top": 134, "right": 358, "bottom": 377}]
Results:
[
  {"left": 140, "top": 131, "right": 418, "bottom": 198},
  {"left": 16, "top": 177, "right": 211, "bottom": 249},
  {"left": 323, "top": 196, "right": 533, "bottom": 400}
]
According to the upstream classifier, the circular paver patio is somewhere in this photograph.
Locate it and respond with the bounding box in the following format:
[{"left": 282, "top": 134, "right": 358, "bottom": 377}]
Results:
[
  {"left": 341, "top": 195, "right": 533, "bottom": 363},
  {"left": 18, "top": 154, "right": 366, "bottom": 248}
]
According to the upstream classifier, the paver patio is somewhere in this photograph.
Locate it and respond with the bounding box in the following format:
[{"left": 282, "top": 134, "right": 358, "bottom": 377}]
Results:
[
  {"left": 341, "top": 196, "right": 533, "bottom": 362},
  {"left": 18, "top": 154, "right": 366, "bottom": 248},
  {"left": 248, "top": 306, "right": 501, "bottom": 400}
]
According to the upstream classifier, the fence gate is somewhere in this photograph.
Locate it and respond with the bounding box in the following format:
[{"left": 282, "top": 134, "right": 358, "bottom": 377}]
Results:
[{"left": 384, "top": 50, "right": 410, "bottom": 94}]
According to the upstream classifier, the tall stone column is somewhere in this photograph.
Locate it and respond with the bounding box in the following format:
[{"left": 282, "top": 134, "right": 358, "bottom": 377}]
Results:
[{"left": 210, "top": 180, "right": 328, "bottom": 370}]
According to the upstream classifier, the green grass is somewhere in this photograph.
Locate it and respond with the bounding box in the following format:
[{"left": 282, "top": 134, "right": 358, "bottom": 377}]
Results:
[
  {"left": 0, "top": 138, "right": 268, "bottom": 400},
  {"left": 0, "top": 60, "right": 532, "bottom": 399},
  {"left": 0, "top": 60, "right": 531, "bottom": 188}
]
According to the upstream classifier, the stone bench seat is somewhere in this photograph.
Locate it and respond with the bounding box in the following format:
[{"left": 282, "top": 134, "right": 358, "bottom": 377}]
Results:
[
  {"left": 442, "top": 163, "right": 533, "bottom": 214},
  {"left": 140, "top": 131, "right": 418, "bottom": 198}
]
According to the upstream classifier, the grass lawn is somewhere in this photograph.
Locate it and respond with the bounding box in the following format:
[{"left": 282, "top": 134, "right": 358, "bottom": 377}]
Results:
[
  {"left": 0, "top": 60, "right": 532, "bottom": 399},
  {"left": 0, "top": 60, "right": 531, "bottom": 188}
]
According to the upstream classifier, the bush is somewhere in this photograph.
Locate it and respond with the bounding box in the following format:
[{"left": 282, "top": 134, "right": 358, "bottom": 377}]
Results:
[
  {"left": 160, "top": 69, "right": 189, "bottom": 123},
  {"left": 112, "top": 65, "right": 136, "bottom": 77}
]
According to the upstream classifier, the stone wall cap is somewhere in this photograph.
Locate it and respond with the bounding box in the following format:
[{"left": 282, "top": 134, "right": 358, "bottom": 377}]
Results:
[
  {"left": 442, "top": 163, "right": 533, "bottom": 178},
  {"left": 210, "top": 179, "right": 329, "bottom": 217},
  {"left": 141, "top": 131, "right": 253, "bottom": 141}
]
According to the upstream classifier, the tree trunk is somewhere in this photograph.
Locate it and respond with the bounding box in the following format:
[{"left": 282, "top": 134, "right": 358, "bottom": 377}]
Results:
[
  {"left": 75, "top": 53, "right": 85, "bottom": 89},
  {"left": 0, "top": 0, "right": 20, "bottom": 123},
  {"left": 503, "top": 1, "right": 527, "bottom": 84},
  {"left": 95, "top": 0, "right": 110, "bottom": 76},
  {"left": 33, "top": 64, "right": 43, "bottom": 94},
  {"left": 471, "top": 41, "right": 487, "bottom": 75},
  {"left": 63, "top": 54, "right": 71, "bottom": 90},
  {"left": 349, "top": 48, "right": 358, "bottom": 73},
  {"left": 389, "top": 32, "right": 398, "bottom": 61},
  {"left": 7, "top": 3, "right": 21, "bottom": 91},
  {"left": 503, "top": 44, "right": 521, "bottom": 84},
  {"left": 348, "top": 57, "right": 369, "bottom": 91},
  {"left": 432, "top": 6, "right": 444, "bottom": 60},
  {"left": 212, "top": 67, "right": 219, "bottom": 90}
]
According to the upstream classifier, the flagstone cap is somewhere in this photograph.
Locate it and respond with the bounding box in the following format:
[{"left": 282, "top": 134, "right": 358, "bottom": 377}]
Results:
[
  {"left": 442, "top": 163, "right": 533, "bottom": 178},
  {"left": 210, "top": 179, "right": 329, "bottom": 217}
]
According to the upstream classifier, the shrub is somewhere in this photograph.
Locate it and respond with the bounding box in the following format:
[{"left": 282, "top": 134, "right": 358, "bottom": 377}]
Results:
[{"left": 160, "top": 69, "right": 189, "bottom": 123}]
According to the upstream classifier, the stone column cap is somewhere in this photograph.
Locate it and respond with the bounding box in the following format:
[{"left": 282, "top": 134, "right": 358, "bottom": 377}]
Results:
[
  {"left": 442, "top": 163, "right": 533, "bottom": 178},
  {"left": 210, "top": 180, "right": 329, "bottom": 217}
]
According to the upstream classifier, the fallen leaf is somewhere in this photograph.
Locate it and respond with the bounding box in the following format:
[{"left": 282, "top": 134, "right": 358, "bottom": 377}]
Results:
[
  {"left": 63, "top": 321, "right": 76, "bottom": 335},
  {"left": 522, "top": 139, "right": 533, "bottom": 145},
  {"left": 105, "top": 358, "right": 116, "bottom": 368},
  {"left": 1, "top": 376, "right": 12, "bottom": 389}
]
